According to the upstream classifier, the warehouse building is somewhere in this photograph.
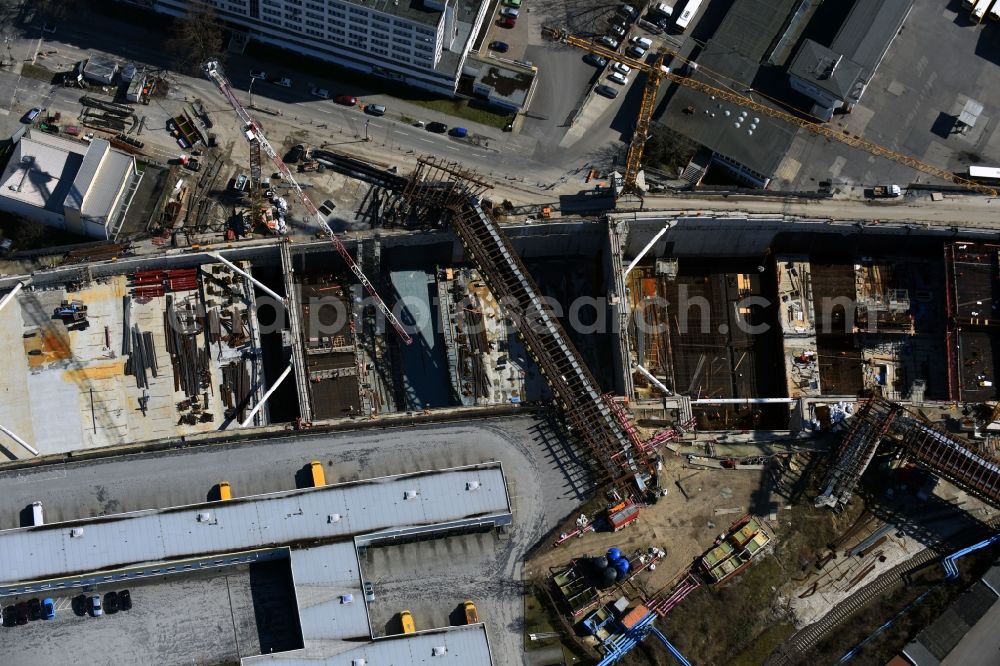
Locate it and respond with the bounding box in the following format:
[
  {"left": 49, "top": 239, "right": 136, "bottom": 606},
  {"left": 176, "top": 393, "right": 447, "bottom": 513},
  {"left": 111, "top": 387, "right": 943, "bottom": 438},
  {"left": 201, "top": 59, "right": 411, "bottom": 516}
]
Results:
[
  {"left": 148, "top": 0, "right": 491, "bottom": 96},
  {"left": 0, "top": 130, "right": 142, "bottom": 239},
  {"left": 0, "top": 463, "right": 509, "bottom": 664},
  {"left": 788, "top": 0, "right": 914, "bottom": 120}
]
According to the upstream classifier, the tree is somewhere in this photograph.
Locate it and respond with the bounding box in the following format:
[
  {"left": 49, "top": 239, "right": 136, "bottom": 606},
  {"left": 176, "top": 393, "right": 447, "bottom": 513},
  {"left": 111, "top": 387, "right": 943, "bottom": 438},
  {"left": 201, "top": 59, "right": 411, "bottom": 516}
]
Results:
[{"left": 166, "top": 4, "right": 225, "bottom": 76}]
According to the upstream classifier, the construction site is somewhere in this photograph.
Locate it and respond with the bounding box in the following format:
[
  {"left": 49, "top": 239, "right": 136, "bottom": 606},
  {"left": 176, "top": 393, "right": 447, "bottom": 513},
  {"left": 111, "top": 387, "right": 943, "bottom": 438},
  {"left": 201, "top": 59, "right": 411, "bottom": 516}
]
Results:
[{"left": 2, "top": 29, "right": 1000, "bottom": 666}]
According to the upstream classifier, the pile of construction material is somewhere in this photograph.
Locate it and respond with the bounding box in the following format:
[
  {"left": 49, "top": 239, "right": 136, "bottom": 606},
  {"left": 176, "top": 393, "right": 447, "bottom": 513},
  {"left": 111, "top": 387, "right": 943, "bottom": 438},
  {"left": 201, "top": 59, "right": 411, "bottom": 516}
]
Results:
[
  {"left": 221, "top": 361, "right": 252, "bottom": 423},
  {"left": 164, "top": 295, "right": 210, "bottom": 399},
  {"left": 123, "top": 325, "right": 157, "bottom": 390},
  {"left": 129, "top": 268, "right": 198, "bottom": 298}
]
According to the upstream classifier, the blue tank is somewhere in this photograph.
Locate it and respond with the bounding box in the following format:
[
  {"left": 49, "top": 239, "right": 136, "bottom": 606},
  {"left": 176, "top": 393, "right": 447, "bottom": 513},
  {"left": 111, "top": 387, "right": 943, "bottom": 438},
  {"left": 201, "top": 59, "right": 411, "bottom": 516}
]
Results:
[{"left": 607, "top": 547, "right": 622, "bottom": 562}]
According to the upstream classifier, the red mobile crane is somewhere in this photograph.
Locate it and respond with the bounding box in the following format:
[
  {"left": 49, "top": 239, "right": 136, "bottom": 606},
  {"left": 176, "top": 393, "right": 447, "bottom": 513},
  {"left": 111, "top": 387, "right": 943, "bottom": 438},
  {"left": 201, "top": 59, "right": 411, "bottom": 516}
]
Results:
[{"left": 203, "top": 61, "right": 413, "bottom": 345}]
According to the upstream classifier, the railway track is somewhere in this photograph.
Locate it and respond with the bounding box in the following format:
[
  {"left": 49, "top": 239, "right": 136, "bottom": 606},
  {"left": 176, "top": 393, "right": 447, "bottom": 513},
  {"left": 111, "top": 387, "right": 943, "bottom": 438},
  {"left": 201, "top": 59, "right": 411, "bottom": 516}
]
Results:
[{"left": 765, "top": 516, "right": 1000, "bottom": 666}]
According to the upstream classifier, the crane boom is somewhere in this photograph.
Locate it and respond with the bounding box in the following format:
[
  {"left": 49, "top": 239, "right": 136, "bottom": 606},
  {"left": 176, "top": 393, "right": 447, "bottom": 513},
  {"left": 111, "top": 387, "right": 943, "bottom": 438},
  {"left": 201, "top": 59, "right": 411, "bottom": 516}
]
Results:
[
  {"left": 544, "top": 29, "right": 998, "bottom": 197},
  {"left": 203, "top": 61, "right": 413, "bottom": 345}
]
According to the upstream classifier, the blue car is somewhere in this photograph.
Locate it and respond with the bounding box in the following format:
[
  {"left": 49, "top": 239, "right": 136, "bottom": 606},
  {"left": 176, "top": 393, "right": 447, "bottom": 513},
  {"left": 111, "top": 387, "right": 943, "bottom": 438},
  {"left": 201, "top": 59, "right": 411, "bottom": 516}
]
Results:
[
  {"left": 489, "top": 41, "right": 509, "bottom": 53},
  {"left": 42, "top": 598, "right": 55, "bottom": 620},
  {"left": 449, "top": 127, "right": 468, "bottom": 138},
  {"left": 584, "top": 53, "right": 608, "bottom": 68}
]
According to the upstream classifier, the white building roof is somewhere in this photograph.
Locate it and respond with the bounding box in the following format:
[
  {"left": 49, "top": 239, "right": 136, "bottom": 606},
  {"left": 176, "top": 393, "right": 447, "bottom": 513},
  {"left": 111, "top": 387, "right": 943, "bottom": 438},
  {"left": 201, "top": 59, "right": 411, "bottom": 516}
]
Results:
[
  {"left": 0, "top": 132, "right": 135, "bottom": 225},
  {"left": 243, "top": 624, "right": 495, "bottom": 665},
  {"left": 292, "top": 542, "right": 372, "bottom": 641},
  {"left": 0, "top": 133, "right": 87, "bottom": 210},
  {"left": 0, "top": 463, "right": 510, "bottom": 587}
]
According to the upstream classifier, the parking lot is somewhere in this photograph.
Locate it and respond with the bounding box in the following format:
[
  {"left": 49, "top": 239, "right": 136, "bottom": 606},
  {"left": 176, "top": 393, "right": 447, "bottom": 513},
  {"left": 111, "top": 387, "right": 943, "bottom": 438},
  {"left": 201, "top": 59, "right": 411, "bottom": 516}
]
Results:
[
  {"left": 0, "top": 562, "right": 300, "bottom": 665},
  {"left": 775, "top": 0, "right": 1000, "bottom": 190},
  {"left": 363, "top": 530, "right": 519, "bottom": 658}
]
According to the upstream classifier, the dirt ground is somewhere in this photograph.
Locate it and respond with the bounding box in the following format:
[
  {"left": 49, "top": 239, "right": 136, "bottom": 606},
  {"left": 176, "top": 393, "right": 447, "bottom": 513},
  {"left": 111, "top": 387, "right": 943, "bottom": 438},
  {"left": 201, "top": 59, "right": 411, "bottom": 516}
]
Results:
[{"left": 527, "top": 457, "right": 772, "bottom": 596}]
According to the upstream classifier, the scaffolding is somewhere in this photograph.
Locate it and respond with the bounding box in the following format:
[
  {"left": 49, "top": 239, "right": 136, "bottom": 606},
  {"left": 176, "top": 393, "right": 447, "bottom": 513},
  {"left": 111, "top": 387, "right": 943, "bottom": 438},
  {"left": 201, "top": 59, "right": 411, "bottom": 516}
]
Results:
[
  {"left": 896, "top": 417, "right": 1000, "bottom": 506},
  {"left": 816, "top": 398, "right": 902, "bottom": 508},
  {"left": 450, "top": 199, "right": 648, "bottom": 490}
]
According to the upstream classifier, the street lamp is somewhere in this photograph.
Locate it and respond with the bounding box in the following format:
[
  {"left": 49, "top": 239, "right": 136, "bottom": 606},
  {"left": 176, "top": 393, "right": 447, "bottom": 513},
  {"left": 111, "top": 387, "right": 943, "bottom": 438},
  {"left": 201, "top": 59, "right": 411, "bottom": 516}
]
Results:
[
  {"left": 248, "top": 77, "right": 257, "bottom": 109},
  {"left": 365, "top": 119, "right": 370, "bottom": 142}
]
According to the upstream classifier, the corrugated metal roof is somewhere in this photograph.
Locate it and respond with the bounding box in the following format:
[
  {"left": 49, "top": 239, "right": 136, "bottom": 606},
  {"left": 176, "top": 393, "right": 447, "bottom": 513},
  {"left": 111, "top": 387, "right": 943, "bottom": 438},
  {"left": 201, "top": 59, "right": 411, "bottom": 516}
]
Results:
[
  {"left": 0, "top": 463, "right": 510, "bottom": 586},
  {"left": 243, "top": 624, "right": 494, "bottom": 665}
]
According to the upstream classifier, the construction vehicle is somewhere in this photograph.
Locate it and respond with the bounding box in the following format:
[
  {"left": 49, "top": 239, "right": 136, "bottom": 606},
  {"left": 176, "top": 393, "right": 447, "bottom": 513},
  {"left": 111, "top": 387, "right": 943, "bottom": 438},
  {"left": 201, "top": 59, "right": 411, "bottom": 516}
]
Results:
[
  {"left": 541, "top": 28, "right": 998, "bottom": 198},
  {"left": 400, "top": 610, "right": 415, "bottom": 634},
  {"left": 203, "top": 60, "right": 413, "bottom": 345},
  {"left": 871, "top": 184, "right": 902, "bottom": 198},
  {"left": 53, "top": 299, "right": 88, "bottom": 322},
  {"left": 463, "top": 600, "right": 479, "bottom": 624},
  {"left": 607, "top": 500, "right": 641, "bottom": 531}
]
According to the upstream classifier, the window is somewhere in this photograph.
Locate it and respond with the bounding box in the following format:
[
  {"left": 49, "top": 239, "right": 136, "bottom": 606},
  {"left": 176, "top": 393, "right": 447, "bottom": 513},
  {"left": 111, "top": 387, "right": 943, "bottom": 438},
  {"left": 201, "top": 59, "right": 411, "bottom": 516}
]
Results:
[
  {"left": 306, "top": 10, "right": 323, "bottom": 20},
  {"left": 393, "top": 27, "right": 410, "bottom": 37},
  {"left": 328, "top": 18, "right": 344, "bottom": 26}
]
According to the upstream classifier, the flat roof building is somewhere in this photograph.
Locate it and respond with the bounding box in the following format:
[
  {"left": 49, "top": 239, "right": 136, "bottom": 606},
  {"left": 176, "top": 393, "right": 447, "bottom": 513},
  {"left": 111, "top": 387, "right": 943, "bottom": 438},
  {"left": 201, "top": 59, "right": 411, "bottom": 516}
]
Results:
[
  {"left": 788, "top": 0, "right": 914, "bottom": 120},
  {"left": 657, "top": 0, "right": 801, "bottom": 187},
  {"left": 149, "top": 0, "right": 492, "bottom": 96},
  {"left": 0, "top": 463, "right": 509, "bottom": 664},
  {"left": 0, "top": 131, "right": 142, "bottom": 239}
]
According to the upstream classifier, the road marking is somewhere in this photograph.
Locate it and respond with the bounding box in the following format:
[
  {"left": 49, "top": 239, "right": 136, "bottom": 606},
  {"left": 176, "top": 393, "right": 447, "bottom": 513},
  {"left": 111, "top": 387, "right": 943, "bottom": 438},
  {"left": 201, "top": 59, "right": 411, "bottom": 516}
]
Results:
[
  {"left": 396, "top": 130, "right": 409, "bottom": 136},
  {"left": 417, "top": 138, "right": 434, "bottom": 143}
]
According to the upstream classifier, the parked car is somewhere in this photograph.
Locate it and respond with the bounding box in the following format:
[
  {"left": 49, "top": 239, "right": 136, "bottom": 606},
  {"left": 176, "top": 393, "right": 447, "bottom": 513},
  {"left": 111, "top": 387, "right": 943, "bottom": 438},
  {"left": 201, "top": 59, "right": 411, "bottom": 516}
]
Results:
[
  {"left": 505, "top": 0, "right": 522, "bottom": 6},
  {"left": 41, "top": 598, "right": 55, "bottom": 620},
  {"left": 365, "top": 103, "right": 386, "bottom": 116},
  {"left": 608, "top": 24, "right": 626, "bottom": 37},
  {"left": 500, "top": 7, "right": 519, "bottom": 18},
  {"left": 90, "top": 594, "right": 102, "bottom": 617},
  {"left": 426, "top": 121, "right": 448, "bottom": 133},
  {"left": 489, "top": 40, "right": 509, "bottom": 53},
  {"left": 118, "top": 590, "right": 132, "bottom": 611},
  {"left": 595, "top": 84, "right": 619, "bottom": 99},
  {"left": 618, "top": 3, "right": 639, "bottom": 18},
  {"left": 363, "top": 581, "right": 375, "bottom": 603},
  {"left": 2, "top": 605, "right": 15, "bottom": 627},
  {"left": 612, "top": 62, "right": 631, "bottom": 76},
  {"left": 334, "top": 95, "right": 357, "bottom": 106},
  {"left": 583, "top": 53, "right": 608, "bottom": 68},
  {"left": 449, "top": 127, "right": 468, "bottom": 138},
  {"left": 608, "top": 71, "right": 629, "bottom": 86},
  {"left": 27, "top": 598, "right": 40, "bottom": 621},
  {"left": 625, "top": 45, "right": 646, "bottom": 58},
  {"left": 21, "top": 107, "right": 42, "bottom": 124},
  {"left": 310, "top": 87, "right": 330, "bottom": 99},
  {"left": 15, "top": 602, "right": 28, "bottom": 625},
  {"left": 104, "top": 591, "right": 119, "bottom": 614},
  {"left": 632, "top": 35, "right": 653, "bottom": 49},
  {"left": 286, "top": 144, "right": 305, "bottom": 163},
  {"left": 499, "top": 16, "right": 516, "bottom": 28},
  {"left": 652, "top": 2, "right": 674, "bottom": 17},
  {"left": 42, "top": 23, "right": 57, "bottom": 34},
  {"left": 249, "top": 70, "right": 267, "bottom": 80},
  {"left": 598, "top": 36, "right": 620, "bottom": 49},
  {"left": 273, "top": 77, "right": 293, "bottom": 88}
]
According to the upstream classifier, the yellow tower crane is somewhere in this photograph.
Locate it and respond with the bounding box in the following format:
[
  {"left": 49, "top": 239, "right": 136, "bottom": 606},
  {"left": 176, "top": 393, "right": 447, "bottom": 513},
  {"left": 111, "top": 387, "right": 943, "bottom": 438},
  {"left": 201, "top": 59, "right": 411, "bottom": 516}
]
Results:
[{"left": 541, "top": 27, "right": 997, "bottom": 198}]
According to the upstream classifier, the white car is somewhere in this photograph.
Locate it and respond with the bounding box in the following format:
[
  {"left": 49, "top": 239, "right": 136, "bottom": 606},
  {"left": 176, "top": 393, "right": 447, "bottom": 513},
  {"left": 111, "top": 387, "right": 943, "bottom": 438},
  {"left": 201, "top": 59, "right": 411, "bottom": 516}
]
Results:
[
  {"left": 608, "top": 71, "right": 629, "bottom": 86},
  {"left": 612, "top": 62, "right": 631, "bottom": 76},
  {"left": 310, "top": 87, "right": 330, "bottom": 99},
  {"left": 274, "top": 77, "right": 293, "bottom": 88},
  {"left": 500, "top": 6, "right": 519, "bottom": 17}
]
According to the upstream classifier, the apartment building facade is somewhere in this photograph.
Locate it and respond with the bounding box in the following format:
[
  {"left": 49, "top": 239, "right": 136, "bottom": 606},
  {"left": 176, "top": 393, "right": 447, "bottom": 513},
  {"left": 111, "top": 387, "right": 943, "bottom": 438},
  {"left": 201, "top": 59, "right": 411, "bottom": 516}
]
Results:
[{"left": 150, "top": 0, "right": 491, "bottom": 94}]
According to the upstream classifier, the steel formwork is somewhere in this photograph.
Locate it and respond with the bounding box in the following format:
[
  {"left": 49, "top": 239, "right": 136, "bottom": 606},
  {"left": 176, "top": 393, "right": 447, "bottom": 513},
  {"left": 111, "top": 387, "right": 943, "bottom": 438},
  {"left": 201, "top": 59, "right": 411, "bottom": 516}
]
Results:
[
  {"left": 896, "top": 417, "right": 1000, "bottom": 506},
  {"left": 451, "top": 200, "right": 645, "bottom": 488}
]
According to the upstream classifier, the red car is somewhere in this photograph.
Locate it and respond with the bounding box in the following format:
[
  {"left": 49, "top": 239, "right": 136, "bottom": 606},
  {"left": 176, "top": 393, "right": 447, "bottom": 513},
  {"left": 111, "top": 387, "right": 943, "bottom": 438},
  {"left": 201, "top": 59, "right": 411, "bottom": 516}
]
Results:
[
  {"left": 499, "top": 16, "right": 516, "bottom": 28},
  {"left": 334, "top": 95, "right": 357, "bottom": 106}
]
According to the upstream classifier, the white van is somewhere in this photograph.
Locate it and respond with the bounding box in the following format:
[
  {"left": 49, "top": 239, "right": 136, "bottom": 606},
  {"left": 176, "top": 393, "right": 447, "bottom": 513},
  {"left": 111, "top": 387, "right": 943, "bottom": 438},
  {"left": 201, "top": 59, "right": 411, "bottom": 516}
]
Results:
[
  {"left": 31, "top": 501, "right": 44, "bottom": 526},
  {"left": 632, "top": 36, "right": 653, "bottom": 50},
  {"left": 654, "top": 3, "right": 673, "bottom": 16}
]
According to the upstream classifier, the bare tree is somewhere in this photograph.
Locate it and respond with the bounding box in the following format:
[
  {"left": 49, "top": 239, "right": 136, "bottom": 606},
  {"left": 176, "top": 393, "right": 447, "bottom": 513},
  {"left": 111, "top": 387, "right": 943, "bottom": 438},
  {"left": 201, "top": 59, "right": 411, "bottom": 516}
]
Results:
[{"left": 166, "top": 4, "right": 225, "bottom": 75}]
